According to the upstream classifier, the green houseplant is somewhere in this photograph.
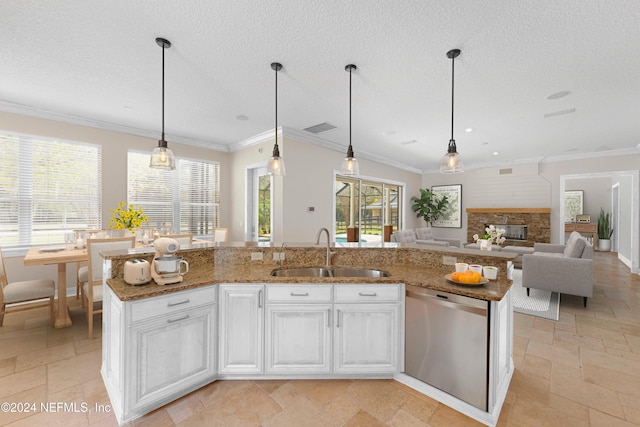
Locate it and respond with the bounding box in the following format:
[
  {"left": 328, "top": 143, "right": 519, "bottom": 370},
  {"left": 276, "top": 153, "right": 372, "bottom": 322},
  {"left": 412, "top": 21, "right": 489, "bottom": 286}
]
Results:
[
  {"left": 410, "top": 188, "right": 449, "bottom": 226},
  {"left": 597, "top": 207, "right": 613, "bottom": 251}
]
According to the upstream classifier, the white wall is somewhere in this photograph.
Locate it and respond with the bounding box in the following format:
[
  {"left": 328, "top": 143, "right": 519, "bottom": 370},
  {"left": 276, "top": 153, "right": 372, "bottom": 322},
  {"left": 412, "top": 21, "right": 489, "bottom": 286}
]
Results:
[
  {"left": 0, "top": 111, "right": 229, "bottom": 292},
  {"left": 228, "top": 128, "right": 423, "bottom": 243},
  {"left": 424, "top": 152, "right": 640, "bottom": 273}
]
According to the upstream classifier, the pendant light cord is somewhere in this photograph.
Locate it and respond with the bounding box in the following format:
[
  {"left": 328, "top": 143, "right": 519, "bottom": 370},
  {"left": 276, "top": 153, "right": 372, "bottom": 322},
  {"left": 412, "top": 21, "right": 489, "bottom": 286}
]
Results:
[
  {"left": 161, "top": 43, "right": 165, "bottom": 142},
  {"left": 450, "top": 53, "right": 455, "bottom": 142},
  {"left": 274, "top": 64, "right": 278, "bottom": 150},
  {"left": 349, "top": 65, "right": 352, "bottom": 151}
]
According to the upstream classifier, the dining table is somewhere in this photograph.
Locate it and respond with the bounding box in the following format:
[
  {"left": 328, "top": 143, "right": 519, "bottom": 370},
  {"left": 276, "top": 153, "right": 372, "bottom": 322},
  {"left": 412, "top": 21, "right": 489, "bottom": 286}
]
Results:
[
  {"left": 23, "top": 238, "right": 210, "bottom": 328},
  {"left": 23, "top": 245, "right": 88, "bottom": 328}
]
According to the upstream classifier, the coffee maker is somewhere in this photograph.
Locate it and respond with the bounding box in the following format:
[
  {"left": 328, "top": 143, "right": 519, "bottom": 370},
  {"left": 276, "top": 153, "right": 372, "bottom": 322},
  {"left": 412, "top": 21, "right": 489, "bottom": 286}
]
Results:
[{"left": 151, "top": 237, "right": 189, "bottom": 285}]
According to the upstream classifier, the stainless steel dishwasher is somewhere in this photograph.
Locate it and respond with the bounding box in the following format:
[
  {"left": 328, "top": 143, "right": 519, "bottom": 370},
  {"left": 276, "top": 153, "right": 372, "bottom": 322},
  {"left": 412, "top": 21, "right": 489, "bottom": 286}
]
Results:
[{"left": 405, "top": 285, "right": 489, "bottom": 411}]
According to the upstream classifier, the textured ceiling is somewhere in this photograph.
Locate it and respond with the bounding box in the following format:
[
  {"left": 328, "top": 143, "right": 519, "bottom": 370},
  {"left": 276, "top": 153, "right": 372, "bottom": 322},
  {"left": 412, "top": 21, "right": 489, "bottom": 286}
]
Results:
[{"left": 2, "top": 0, "right": 640, "bottom": 172}]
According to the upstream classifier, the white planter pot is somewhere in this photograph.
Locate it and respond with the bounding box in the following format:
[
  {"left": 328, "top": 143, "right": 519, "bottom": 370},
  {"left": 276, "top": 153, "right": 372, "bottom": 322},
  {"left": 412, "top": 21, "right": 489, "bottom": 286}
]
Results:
[{"left": 598, "top": 239, "right": 611, "bottom": 252}]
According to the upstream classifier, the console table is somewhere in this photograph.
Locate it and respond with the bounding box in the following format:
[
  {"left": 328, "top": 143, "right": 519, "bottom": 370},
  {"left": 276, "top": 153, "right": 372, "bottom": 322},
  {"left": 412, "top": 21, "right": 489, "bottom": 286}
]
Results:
[{"left": 564, "top": 223, "right": 597, "bottom": 247}]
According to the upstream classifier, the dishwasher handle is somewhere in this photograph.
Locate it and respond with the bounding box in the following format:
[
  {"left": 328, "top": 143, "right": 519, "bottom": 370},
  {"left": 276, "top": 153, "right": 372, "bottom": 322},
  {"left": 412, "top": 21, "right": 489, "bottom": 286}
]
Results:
[{"left": 406, "top": 290, "right": 487, "bottom": 316}]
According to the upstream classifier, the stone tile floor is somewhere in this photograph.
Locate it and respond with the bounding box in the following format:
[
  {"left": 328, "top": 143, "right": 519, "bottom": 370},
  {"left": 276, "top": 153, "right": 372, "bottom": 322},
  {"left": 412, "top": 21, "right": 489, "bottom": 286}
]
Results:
[{"left": 0, "top": 252, "right": 638, "bottom": 426}]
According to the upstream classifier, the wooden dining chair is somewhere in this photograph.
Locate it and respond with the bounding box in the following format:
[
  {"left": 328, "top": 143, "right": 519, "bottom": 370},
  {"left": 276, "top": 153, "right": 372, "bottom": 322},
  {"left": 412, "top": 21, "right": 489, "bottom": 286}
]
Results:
[
  {"left": 0, "top": 245, "right": 55, "bottom": 327},
  {"left": 83, "top": 236, "right": 135, "bottom": 338},
  {"left": 159, "top": 233, "right": 193, "bottom": 247},
  {"left": 214, "top": 227, "right": 229, "bottom": 242},
  {"left": 76, "top": 229, "right": 111, "bottom": 303}
]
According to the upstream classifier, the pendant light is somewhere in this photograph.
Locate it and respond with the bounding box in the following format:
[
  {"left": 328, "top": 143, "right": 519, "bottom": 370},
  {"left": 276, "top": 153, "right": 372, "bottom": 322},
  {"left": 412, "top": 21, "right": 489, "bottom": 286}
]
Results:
[
  {"left": 439, "top": 48, "right": 464, "bottom": 174},
  {"left": 149, "top": 37, "right": 176, "bottom": 170},
  {"left": 266, "top": 62, "right": 286, "bottom": 175},
  {"left": 340, "top": 64, "right": 360, "bottom": 175}
]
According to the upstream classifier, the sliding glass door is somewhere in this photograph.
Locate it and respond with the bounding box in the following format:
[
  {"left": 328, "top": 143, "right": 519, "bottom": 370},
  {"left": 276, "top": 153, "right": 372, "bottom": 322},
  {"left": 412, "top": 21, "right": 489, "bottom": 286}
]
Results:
[{"left": 335, "top": 176, "right": 402, "bottom": 243}]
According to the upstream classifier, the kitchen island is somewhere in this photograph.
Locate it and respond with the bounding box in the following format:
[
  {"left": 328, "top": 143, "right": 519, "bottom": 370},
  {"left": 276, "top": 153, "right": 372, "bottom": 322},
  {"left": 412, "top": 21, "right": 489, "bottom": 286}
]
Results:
[{"left": 100, "top": 242, "right": 515, "bottom": 426}]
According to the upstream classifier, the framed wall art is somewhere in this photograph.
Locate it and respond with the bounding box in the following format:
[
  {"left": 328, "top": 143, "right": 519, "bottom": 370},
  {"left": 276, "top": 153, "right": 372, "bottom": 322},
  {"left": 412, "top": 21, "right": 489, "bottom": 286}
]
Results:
[
  {"left": 564, "top": 190, "right": 584, "bottom": 222},
  {"left": 431, "top": 184, "right": 462, "bottom": 228}
]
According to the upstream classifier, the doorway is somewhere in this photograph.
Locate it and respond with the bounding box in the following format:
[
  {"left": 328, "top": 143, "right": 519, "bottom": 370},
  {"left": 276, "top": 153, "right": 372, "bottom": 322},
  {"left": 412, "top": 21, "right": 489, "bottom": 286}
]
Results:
[{"left": 246, "top": 166, "right": 272, "bottom": 242}]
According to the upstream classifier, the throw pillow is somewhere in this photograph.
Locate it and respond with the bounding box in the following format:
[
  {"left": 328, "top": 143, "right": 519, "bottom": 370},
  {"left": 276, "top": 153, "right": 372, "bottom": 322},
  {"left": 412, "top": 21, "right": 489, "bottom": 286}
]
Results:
[
  {"left": 564, "top": 235, "right": 587, "bottom": 258},
  {"left": 415, "top": 227, "right": 435, "bottom": 240}
]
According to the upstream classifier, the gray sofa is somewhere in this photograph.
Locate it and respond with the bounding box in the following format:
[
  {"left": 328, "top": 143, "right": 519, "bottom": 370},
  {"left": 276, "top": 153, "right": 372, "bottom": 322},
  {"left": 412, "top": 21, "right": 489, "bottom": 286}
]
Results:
[
  {"left": 522, "top": 231, "right": 593, "bottom": 307},
  {"left": 391, "top": 228, "right": 462, "bottom": 248}
]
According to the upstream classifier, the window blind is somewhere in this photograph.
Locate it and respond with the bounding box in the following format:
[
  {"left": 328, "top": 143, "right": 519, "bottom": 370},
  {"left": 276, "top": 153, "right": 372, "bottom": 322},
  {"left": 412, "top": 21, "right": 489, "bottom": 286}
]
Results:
[
  {"left": 0, "top": 132, "right": 102, "bottom": 248},
  {"left": 127, "top": 151, "right": 219, "bottom": 237}
]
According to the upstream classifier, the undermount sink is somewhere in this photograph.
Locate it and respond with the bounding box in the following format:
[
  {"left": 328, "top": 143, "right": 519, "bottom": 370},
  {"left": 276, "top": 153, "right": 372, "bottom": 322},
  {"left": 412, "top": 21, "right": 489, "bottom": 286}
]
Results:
[{"left": 270, "top": 267, "right": 390, "bottom": 278}]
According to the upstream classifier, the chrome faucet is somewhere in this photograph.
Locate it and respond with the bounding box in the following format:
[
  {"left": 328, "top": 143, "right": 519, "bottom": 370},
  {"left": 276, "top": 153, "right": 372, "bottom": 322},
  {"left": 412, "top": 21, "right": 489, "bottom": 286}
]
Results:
[{"left": 315, "top": 227, "right": 336, "bottom": 268}]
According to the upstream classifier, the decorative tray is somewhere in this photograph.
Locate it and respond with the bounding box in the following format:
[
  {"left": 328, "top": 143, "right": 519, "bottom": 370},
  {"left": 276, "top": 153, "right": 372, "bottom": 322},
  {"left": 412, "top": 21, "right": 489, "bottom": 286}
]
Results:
[
  {"left": 39, "top": 246, "right": 66, "bottom": 253},
  {"left": 444, "top": 273, "right": 489, "bottom": 286}
]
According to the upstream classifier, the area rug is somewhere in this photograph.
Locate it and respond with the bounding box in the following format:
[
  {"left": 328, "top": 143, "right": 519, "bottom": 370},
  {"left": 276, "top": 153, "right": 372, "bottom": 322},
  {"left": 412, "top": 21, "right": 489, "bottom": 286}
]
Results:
[{"left": 511, "top": 269, "right": 560, "bottom": 320}]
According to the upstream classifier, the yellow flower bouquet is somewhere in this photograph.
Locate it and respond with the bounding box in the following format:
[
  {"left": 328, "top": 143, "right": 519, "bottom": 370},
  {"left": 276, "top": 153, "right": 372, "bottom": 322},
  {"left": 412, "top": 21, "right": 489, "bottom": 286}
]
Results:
[{"left": 109, "top": 202, "right": 149, "bottom": 231}]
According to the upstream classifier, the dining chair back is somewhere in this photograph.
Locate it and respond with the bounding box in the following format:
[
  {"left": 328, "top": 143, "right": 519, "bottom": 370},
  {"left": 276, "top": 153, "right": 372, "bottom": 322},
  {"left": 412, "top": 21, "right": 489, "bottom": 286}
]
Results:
[
  {"left": 83, "top": 236, "right": 135, "bottom": 338},
  {"left": 214, "top": 228, "right": 229, "bottom": 242},
  {"left": 0, "top": 245, "right": 55, "bottom": 326}
]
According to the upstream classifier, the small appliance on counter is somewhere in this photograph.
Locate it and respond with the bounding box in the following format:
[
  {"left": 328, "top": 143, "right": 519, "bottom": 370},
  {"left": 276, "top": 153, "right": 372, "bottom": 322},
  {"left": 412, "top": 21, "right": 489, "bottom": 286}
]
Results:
[
  {"left": 151, "top": 237, "right": 189, "bottom": 285},
  {"left": 123, "top": 259, "right": 152, "bottom": 285}
]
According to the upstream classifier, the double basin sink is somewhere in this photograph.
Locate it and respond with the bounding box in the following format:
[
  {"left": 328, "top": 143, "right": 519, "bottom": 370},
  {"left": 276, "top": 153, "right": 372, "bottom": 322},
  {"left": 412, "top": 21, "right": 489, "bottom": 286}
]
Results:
[{"left": 271, "top": 266, "right": 390, "bottom": 278}]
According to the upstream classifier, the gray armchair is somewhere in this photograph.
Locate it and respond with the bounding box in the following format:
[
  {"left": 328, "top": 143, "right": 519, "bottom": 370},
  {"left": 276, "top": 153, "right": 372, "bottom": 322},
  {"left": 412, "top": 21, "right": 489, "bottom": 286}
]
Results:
[{"left": 522, "top": 231, "right": 593, "bottom": 307}]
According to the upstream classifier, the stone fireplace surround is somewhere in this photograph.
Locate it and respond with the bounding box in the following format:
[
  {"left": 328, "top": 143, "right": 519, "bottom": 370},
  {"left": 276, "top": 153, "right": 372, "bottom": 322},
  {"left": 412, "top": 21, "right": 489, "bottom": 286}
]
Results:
[{"left": 466, "top": 208, "right": 551, "bottom": 247}]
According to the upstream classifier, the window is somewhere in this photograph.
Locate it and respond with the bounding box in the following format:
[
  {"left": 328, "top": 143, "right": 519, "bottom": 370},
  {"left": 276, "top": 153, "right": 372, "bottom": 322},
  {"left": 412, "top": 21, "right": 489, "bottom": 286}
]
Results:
[
  {"left": 127, "top": 151, "right": 219, "bottom": 237},
  {"left": 0, "top": 132, "right": 102, "bottom": 249},
  {"left": 335, "top": 175, "right": 403, "bottom": 243}
]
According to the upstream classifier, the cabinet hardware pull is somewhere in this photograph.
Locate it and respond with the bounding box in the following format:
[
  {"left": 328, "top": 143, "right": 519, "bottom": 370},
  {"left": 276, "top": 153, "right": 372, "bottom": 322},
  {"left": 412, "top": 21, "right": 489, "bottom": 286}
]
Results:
[
  {"left": 167, "top": 299, "right": 190, "bottom": 307},
  {"left": 258, "top": 289, "right": 263, "bottom": 308},
  {"left": 336, "top": 309, "right": 341, "bottom": 328},
  {"left": 327, "top": 309, "right": 331, "bottom": 327},
  {"left": 358, "top": 292, "right": 377, "bottom": 297},
  {"left": 167, "top": 314, "right": 189, "bottom": 323},
  {"left": 290, "top": 292, "right": 309, "bottom": 296}
]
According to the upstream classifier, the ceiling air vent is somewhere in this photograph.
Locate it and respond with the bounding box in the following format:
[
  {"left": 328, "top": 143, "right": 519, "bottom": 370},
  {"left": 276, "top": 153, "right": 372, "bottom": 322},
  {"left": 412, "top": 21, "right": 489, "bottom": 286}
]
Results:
[
  {"left": 499, "top": 168, "right": 513, "bottom": 175},
  {"left": 303, "top": 122, "right": 337, "bottom": 134}
]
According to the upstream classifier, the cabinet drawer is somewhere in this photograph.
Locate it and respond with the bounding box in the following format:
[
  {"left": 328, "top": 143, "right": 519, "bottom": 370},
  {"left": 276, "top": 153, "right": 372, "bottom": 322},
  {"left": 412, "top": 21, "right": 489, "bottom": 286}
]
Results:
[
  {"left": 130, "top": 286, "right": 217, "bottom": 323},
  {"left": 573, "top": 224, "right": 596, "bottom": 232},
  {"left": 334, "top": 285, "right": 401, "bottom": 303},
  {"left": 266, "top": 285, "right": 332, "bottom": 303}
]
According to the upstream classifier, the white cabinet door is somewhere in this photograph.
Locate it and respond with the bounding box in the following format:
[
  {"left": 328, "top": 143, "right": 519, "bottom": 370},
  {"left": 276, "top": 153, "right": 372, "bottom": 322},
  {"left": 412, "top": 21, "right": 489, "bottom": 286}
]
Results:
[
  {"left": 265, "top": 304, "right": 332, "bottom": 374},
  {"left": 334, "top": 303, "right": 399, "bottom": 374},
  {"left": 128, "top": 304, "right": 216, "bottom": 412},
  {"left": 218, "top": 284, "right": 264, "bottom": 374}
]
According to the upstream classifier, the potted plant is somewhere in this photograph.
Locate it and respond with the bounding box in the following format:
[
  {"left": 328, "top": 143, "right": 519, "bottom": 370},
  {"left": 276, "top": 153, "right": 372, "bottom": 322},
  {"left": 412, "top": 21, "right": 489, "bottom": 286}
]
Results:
[
  {"left": 597, "top": 207, "right": 613, "bottom": 251},
  {"left": 410, "top": 188, "right": 449, "bottom": 226}
]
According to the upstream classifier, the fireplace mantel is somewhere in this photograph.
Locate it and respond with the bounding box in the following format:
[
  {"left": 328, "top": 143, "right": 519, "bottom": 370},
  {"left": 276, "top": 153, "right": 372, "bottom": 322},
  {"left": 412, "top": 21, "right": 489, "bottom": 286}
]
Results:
[
  {"left": 466, "top": 208, "right": 551, "bottom": 214},
  {"left": 466, "top": 208, "right": 551, "bottom": 246}
]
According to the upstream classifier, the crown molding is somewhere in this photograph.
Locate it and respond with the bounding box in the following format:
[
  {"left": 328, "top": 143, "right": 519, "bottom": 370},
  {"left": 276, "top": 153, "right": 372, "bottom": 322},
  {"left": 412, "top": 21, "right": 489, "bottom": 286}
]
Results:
[{"left": 0, "top": 100, "right": 226, "bottom": 151}]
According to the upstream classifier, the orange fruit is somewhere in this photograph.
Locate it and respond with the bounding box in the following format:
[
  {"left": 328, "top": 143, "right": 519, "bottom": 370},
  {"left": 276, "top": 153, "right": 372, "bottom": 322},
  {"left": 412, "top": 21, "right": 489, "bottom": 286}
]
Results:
[{"left": 451, "top": 271, "right": 462, "bottom": 281}]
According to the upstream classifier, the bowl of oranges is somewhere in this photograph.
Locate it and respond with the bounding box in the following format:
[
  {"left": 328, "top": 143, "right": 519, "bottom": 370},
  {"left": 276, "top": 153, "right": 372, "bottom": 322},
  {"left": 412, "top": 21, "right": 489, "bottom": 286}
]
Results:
[{"left": 446, "top": 269, "right": 489, "bottom": 286}]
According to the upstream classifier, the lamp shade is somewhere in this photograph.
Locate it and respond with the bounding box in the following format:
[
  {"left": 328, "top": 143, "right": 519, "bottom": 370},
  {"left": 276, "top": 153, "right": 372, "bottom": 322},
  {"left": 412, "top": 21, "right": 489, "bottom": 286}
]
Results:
[
  {"left": 266, "top": 62, "right": 286, "bottom": 176},
  {"left": 150, "top": 141, "right": 176, "bottom": 170},
  {"left": 340, "top": 144, "right": 360, "bottom": 175},
  {"left": 439, "top": 147, "right": 464, "bottom": 173}
]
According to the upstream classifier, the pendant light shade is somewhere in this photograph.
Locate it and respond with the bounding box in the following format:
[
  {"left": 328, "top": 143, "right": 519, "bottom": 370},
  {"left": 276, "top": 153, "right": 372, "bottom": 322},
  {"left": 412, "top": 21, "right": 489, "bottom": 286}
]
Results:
[
  {"left": 439, "top": 48, "right": 464, "bottom": 174},
  {"left": 150, "top": 37, "right": 176, "bottom": 170},
  {"left": 266, "top": 62, "right": 286, "bottom": 176},
  {"left": 340, "top": 64, "right": 360, "bottom": 176}
]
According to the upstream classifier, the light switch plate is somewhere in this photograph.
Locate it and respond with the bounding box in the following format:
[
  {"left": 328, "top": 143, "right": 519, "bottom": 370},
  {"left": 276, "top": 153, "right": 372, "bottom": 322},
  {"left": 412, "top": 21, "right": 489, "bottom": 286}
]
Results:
[
  {"left": 251, "top": 252, "right": 263, "bottom": 261},
  {"left": 273, "top": 252, "right": 285, "bottom": 261}
]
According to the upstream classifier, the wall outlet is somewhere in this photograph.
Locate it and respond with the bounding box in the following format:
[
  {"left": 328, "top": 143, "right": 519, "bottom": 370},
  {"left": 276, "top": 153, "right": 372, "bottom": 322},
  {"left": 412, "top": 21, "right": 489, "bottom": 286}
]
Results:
[
  {"left": 273, "top": 252, "right": 285, "bottom": 261},
  {"left": 251, "top": 252, "right": 263, "bottom": 261},
  {"left": 442, "top": 256, "right": 457, "bottom": 265}
]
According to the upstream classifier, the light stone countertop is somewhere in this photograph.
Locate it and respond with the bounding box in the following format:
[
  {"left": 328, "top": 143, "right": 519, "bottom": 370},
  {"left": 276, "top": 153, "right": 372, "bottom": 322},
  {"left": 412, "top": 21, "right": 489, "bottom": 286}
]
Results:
[{"left": 104, "top": 243, "right": 515, "bottom": 302}]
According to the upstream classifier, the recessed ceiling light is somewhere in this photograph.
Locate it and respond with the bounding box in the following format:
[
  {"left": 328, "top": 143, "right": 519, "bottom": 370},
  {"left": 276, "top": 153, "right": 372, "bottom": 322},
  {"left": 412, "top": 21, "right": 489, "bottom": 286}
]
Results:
[
  {"left": 400, "top": 139, "right": 418, "bottom": 145},
  {"left": 547, "top": 90, "right": 572, "bottom": 100},
  {"left": 543, "top": 108, "right": 576, "bottom": 118},
  {"left": 493, "top": 151, "right": 499, "bottom": 156},
  {"left": 384, "top": 130, "right": 396, "bottom": 136},
  {"left": 236, "top": 115, "right": 248, "bottom": 121},
  {"left": 482, "top": 142, "right": 489, "bottom": 145},
  {"left": 123, "top": 106, "right": 134, "bottom": 110},
  {"left": 465, "top": 128, "right": 473, "bottom": 133}
]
